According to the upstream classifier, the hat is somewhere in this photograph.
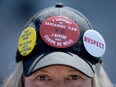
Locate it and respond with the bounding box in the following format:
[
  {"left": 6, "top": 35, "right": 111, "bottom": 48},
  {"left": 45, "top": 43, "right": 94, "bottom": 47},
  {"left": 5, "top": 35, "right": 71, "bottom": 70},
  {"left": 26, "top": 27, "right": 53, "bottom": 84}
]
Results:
[{"left": 16, "top": 3, "right": 106, "bottom": 78}]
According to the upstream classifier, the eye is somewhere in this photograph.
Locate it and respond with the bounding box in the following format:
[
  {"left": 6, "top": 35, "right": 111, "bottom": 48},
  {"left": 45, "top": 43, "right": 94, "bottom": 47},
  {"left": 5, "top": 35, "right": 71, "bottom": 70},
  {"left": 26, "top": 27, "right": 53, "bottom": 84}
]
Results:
[
  {"left": 33, "top": 75, "right": 51, "bottom": 86},
  {"left": 37, "top": 75, "right": 50, "bottom": 81},
  {"left": 67, "top": 75, "right": 81, "bottom": 80}
]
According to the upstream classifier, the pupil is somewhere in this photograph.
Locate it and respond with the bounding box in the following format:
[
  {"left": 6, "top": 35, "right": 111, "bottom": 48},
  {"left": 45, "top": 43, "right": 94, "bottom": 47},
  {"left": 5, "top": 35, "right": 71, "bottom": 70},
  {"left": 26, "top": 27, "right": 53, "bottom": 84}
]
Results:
[
  {"left": 40, "top": 76, "right": 46, "bottom": 80},
  {"left": 72, "top": 75, "right": 77, "bottom": 80}
]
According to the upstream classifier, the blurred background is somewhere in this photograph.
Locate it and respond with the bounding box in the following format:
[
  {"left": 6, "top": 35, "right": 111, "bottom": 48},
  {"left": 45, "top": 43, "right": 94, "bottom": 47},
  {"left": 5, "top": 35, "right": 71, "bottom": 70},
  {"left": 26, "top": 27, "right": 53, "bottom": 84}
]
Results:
[{"left": 0, "top": 0, "right": 116, "bottom": 86}]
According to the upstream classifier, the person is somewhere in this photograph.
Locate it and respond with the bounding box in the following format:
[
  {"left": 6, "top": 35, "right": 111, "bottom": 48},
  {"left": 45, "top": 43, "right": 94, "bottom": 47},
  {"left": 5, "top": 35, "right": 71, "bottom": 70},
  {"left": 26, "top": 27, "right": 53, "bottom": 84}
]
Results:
[{"left": 2, "top": 3, "right": 113, "bottom": 87}]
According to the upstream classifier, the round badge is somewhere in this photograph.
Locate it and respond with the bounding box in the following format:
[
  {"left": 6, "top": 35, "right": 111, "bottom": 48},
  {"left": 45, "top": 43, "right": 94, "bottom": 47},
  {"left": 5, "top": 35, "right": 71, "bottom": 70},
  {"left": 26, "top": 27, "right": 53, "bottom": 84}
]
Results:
[
  {"left": 18, "top": 27, "right": 36, "bottom": 56},
  {"left": 83, "top": 30, "right": 106, "bottom": 57},
  {"left": 40, "top": 16, "right": 80, "bottom": 48}
]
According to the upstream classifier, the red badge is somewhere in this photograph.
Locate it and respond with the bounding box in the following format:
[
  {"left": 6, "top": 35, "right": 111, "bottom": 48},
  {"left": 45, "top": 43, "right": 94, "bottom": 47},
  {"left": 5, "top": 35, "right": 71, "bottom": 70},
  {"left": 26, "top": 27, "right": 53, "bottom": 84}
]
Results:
[{"left": 40, "top": 16, "right": 80, "bottom": 48}]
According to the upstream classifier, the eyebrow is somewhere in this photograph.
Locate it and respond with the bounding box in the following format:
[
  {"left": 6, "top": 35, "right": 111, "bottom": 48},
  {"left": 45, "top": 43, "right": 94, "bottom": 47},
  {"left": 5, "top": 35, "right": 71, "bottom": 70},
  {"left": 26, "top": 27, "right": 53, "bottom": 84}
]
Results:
[
  {"left": 32, "top": 67, "right": 83, "bottom": 76},
  {"left": 30, "top": 69, "right": 49, "bottom": 78},
  {"left": 68, "top": 69, "right": 80, "bottom": 73},
  {"left": 68, "top": 69, "right": 85, "bottom": 76},
  {"left": 34, "top": 69, "right": 49, "bottom": 74}
]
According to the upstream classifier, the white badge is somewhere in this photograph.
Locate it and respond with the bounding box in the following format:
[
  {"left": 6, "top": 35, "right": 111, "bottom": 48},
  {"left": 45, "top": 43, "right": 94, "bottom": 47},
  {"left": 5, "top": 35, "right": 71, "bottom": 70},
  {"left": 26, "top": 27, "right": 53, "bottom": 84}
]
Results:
[{"left": 83, "top": 30, "right": 106, "bottom": 57}]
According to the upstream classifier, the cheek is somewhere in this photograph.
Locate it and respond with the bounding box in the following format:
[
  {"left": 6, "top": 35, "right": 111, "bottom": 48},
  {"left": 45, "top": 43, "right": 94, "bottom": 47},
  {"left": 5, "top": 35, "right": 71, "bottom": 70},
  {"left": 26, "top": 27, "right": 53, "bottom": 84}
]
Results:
[
  {"left": 24, "top": 77, "right": 49, "bottom": 87},
  {"left": 81, "top": 79, "right": 92, "bottom": 87},
  {"left": 25, "top": 77, "right": 35, "bottom": 87}
]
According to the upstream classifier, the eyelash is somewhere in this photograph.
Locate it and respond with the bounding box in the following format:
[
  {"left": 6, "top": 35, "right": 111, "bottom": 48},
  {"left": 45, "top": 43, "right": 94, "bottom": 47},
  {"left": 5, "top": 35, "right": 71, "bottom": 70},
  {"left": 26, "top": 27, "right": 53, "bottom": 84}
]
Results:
[
  {"left": 37, "top": 75, "right": 50, "bottom": 81},
  {"left": 36, "top": 74, "right": 81, "bottom": 81},
  {"left": 66, "top": 75, "right": 81, "bottom": 80}
]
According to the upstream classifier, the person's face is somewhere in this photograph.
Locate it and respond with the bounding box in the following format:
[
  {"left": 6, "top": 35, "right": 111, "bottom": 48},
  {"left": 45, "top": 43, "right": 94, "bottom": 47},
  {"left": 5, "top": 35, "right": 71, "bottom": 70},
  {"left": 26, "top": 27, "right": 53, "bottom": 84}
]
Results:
[{"left": 25, "top": 65, "right": 92, "bottom": 87}]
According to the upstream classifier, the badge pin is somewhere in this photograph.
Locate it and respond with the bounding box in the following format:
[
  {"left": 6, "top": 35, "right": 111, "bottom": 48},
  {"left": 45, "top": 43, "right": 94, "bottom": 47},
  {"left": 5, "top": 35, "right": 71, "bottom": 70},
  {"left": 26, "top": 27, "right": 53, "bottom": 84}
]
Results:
[
  {"left": 18, "top": 27, "right": 37, "bottom": 56},
  {"left": 83, "top": 30, "right": 106, "bottom": 57},
  {"left": 40, "top": 16, "right": 80, "bottom": 48}
]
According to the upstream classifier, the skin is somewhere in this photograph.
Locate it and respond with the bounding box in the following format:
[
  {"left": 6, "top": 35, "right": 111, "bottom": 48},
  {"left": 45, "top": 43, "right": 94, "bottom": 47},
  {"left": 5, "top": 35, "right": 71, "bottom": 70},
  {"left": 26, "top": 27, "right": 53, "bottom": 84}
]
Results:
[{"left": 25, "top": 65, "right": 92, "bottom": 87}]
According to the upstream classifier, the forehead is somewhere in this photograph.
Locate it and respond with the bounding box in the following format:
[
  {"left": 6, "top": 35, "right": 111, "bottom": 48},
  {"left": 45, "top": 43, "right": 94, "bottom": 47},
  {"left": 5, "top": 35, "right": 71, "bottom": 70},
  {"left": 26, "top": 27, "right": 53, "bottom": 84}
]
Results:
[
  {"left": 31, "top": 65, "right": 86, "bottom": 76},
  {"left": 38, "top": 65, "right": 77, "bottom": 71}
]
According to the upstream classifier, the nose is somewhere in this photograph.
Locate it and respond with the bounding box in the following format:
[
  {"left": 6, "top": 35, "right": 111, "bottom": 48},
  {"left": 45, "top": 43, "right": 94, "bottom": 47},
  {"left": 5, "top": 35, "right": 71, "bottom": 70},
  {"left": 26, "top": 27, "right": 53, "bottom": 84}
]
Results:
[{"left": 50, "top": 79, "right": 65, "bottom": 87}]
